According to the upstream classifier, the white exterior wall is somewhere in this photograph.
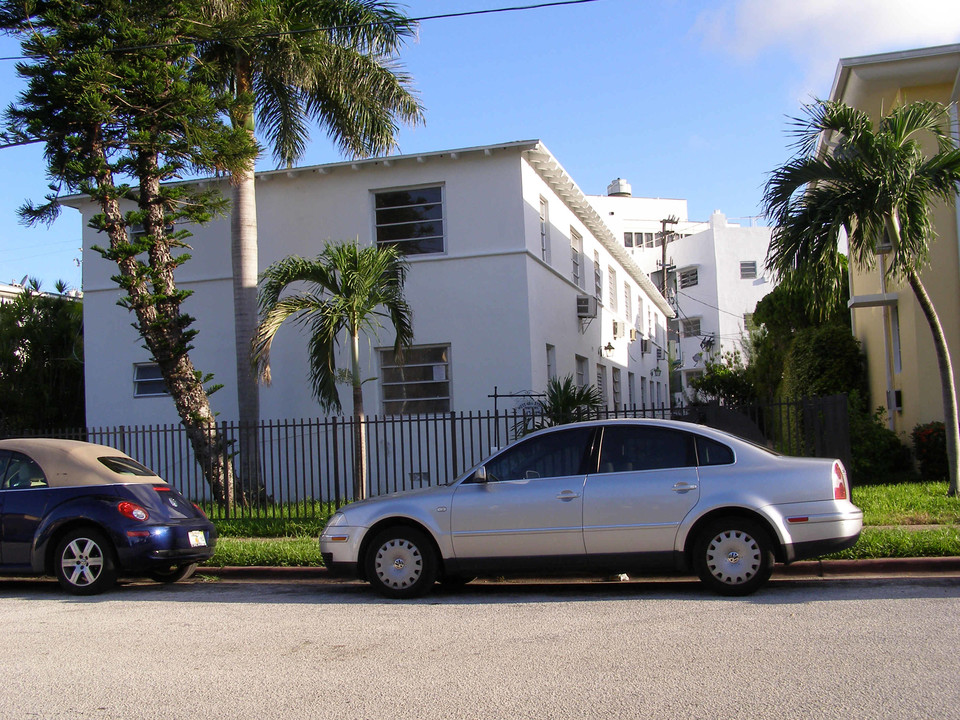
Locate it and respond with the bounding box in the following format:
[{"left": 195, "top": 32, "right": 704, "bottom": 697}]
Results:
[
  {"left": 76, "top": 141, "right": 671, "bottom": 428},
  {"left": 660, "top": 212, "right": 773, "bottom": 399}
]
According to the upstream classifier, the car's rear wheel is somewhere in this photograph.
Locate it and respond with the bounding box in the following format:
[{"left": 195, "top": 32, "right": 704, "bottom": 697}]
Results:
[
  {"left": 693, "top": 518, "right": 774, "bottom": 596},
  {"left": 148, "top": 563, "right": 198, "bottom": 584},
  {"left": 54, "top": 528, "right": 118, "bottom": 595},
  {"left": 365, "top": 527, "right": 437, "bottom": 599}
]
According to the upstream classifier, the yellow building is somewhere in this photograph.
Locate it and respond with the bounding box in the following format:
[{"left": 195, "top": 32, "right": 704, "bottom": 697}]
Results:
[{"left": 830, "top": 44, "right": 960, "bottom": 438}]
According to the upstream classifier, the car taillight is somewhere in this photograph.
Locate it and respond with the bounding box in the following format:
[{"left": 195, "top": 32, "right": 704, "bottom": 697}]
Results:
[
  {"left": 193, "top": 503, "right": 208, "bottom": 518},
  {"left": 118, "top": 501, "right": 149, "bottom": 521},
  {"left": 833, "top": 462, "right": 848, "bottom": 501}
]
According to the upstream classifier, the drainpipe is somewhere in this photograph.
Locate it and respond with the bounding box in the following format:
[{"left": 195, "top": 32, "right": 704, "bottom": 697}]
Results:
[{"left": 880, "top": 255, "right": 895, "bottom": 431}]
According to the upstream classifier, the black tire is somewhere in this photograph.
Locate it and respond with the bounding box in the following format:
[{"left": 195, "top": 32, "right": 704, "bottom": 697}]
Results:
[
  {"left": 148, "top": 563, "right": 198, "bottom": 584},
  {"left": 54, "top": 528, "right": 118, "bottom": 596},
  {"left": 365, "top": 527, "right": 438, "bottom": 599},
  {"left": 693, "top": 518, "right": 774, "bottom": 596}
]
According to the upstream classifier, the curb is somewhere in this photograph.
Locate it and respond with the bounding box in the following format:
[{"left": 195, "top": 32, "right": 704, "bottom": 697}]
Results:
[{"left": 199, "top": 557, "right": 960, "bottom": 582}]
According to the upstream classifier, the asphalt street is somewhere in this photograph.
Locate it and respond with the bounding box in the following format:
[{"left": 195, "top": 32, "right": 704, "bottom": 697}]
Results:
[{"left": 1, "top": 572, "right": 958, "bottom": 720}]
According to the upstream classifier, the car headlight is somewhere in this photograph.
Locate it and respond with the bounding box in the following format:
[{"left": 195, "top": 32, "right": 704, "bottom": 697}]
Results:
[{"left": 325, "top": 512, "right": 348, "bottom": 529}]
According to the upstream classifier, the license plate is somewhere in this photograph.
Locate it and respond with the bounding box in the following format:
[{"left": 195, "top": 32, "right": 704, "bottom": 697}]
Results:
[{"left": 188, "top": 530, "right": 207, "bottom": 548}]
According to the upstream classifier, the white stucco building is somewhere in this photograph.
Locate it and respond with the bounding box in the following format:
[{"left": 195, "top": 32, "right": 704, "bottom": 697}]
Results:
[
  {"left": 588, "top": 181, "right": 774, "bottom": 402},
  {"left": 72, "top": 140, "right": 674, "bottom": 428}
]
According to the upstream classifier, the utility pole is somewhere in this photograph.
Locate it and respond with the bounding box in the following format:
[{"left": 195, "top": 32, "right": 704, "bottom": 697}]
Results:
[{"left": 659, "top": 215, "right": 678, "bottom": 299}]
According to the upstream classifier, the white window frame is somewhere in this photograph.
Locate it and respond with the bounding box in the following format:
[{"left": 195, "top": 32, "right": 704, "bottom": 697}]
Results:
[
  {"left": 539, "top": 197, "right": 550, "bottom": 263},
  {"left": 133, "top": 363, "right": 168, "bottom": 398},
  {"left": 679, "top": 266, "right": 699, "bottom": 289},
  {"left": 740, "top": 261, "right": 758, "bottom": 279},
  {"left": 373, "top": 185, "right": 445, "bottom": 256},
  {"left": 571, "top": 229, "right": 584, "bottom": 289},
  {"left": 608, "top": 266, "right": 618, "bottom": 313},
  {"left": 575, "top": 355, "right": 588, "bottom": 388},
  {"left": 681, "top": 317, "right": 702, "bottom": 338},
  {"left": 379, "top": 344, "right": 451, "bottom": 415},
  {"left": 594, "top": 251, "right": 603, "bottom": 303}
]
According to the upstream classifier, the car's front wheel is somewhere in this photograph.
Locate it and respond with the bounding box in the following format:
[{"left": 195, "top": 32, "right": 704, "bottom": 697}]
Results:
[
  {"left": 54, "top": 528, "right": 118, "bottom": 595},
  {"left": 693, "top": 518, "right": 774, "bottom": 596},
  {"left": 365, "top": 527, "right": 438, "bottom": 599},
  {"left": 148, "top": 563, "right": 198, "bottom": 584}
]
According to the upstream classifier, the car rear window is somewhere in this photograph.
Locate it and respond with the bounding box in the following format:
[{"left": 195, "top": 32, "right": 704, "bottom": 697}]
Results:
[
  {"left": 695, "top": 436, "right": 735, "bottom": 466},
  {"left": 98, "top": 456, "right": 157, "bottom": 476}
]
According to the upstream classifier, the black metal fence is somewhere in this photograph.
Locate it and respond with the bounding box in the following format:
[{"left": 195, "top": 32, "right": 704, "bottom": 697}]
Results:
[{"left": 20, "top": 395, "right": 850, "bottom": 517}]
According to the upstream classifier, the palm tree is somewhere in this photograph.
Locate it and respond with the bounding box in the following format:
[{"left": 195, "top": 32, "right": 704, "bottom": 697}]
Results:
[
  {"left": 763, "top": 99, "right": 960, "bottom": 495},
  {"left": 516, "top": 375, "right": 605, "bottom": 436},
  {"left": 197, "top": 0, "right": 423, "bottom": 484},
  {"left": 253, "top": 241, "right": 413, "bottom": 499}
]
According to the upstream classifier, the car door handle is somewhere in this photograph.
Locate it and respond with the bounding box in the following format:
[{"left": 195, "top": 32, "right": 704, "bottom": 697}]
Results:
[
  {"left": 672, "top": 482, "right": 698, "bottom": 492},
  {"left": 557, "top": 491, "right": 581, "bottom": 501}
]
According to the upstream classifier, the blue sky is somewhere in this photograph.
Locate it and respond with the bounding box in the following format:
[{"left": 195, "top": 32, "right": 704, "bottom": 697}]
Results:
[{"left": 2, "top": 0, "right": 960, "bottom": 291}]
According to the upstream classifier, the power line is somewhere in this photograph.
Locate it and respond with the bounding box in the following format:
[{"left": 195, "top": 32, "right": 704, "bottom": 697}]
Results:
[{"left": 0, "top": 0, "right": 604, "bottom": 62}]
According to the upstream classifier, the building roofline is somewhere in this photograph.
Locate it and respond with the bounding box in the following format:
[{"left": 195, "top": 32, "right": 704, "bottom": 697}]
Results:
[
  {"left": 60, "top": 137, "right": 673, "bottom": 316},
  {"left": 522, "top": 143, "right": 674, "bottom": 317},
  {"left": 830, "top": 43, "right": 960, "bottom": 104}
]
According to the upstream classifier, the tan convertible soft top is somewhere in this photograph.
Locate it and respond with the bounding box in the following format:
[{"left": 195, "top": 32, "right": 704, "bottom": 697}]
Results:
[{"left": 0, "top": 438, "right": 165, "bottom": 487}]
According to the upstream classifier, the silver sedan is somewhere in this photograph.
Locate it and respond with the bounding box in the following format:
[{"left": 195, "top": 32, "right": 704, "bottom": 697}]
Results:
[{"left": 320, "top": 419, "right": 862, "bottom": 597}]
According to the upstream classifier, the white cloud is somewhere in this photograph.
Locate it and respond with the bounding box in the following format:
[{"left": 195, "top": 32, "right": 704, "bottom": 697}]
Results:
[{"left": 695, "top": 0, "right": 960, "bottom": 90}]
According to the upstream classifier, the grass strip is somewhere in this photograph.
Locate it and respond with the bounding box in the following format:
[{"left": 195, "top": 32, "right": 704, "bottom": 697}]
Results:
[{"left": 203, "top": 527, "right": 960, "bottom": 568}]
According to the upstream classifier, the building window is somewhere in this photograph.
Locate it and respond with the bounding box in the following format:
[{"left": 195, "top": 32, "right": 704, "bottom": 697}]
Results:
[
  {"left": 597, "top": 364, "right": 608, "bottom": 405},
  {"left": 374, "top": 186, "right": 444, "bottom": 255},
  {"left": 641, "top": 377, "right": 647, "bottom": 408},
  {"left": 681, "top": 317, "right": 702, "bottom": 338},
  {"left": 644, "top": 232, "right": 654, "bottom": 248},
  {"left": 679, "top": 266, "right": 698, "bottom": 288},
  {"left": 571, "top": 229, "right": 584, "bottom": 289},
  {"left": 380, "top": 345, "right": 450, "bottom": 415},
  {"left": 740, "top": 261, "right": 758, "bottom": 279},
  {"left": 539, "top": 197, "right": 550, "bottom": 262},
  {"left": 624, "top": 232, "right": 634, "bottom": 248},
  {"left": 608, "top": 267, "right": 618, "bottom": 313},
  {"left": 627, "top": 371, "right": 635, "bottom": 407},
  {"left": 134, "top": 363, "right": 168, "bottom": 398},
  {"left": 546, "top": 344, "right": 557, "bottom": 381},
  {"left": 685, "top": 369, "right": 704, "bottom": 391},
  {"left": 594, "top": 251, "right": 603, "bottom": 302},
  {"left": 624, "top": 283, "right": 632, "bottom": 322},
  {"left": 612, "top": 367, "right": 622, "bottom": 408},
  {"left": 575, "top": 355, "right": 588, "bottom": 388}
]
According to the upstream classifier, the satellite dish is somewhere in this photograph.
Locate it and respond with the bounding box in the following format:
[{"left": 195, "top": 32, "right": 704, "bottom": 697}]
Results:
[{"left": 18, "top": 275, "right": 28, "bottom": 286}]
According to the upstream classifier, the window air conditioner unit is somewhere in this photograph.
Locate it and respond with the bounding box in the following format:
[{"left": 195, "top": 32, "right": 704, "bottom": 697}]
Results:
[
  {"left": 629, "top": 328, "right": 638, "bottom": 342},
  {"left": 576, "top": 295, "right": 598, "bottom": 318}
]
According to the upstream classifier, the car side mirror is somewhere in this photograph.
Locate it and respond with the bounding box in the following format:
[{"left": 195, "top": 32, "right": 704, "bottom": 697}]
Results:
[{"left": 473, "top": 466, "right": 488, "bottom": 484}]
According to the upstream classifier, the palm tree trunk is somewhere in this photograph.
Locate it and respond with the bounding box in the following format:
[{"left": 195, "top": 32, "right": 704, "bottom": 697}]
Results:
[
  {"left": 350, "top": 325, "right": 367, "bottom": 500},
  {"left": 906, "top": 269, "right": 960, "bottom": 495},
  {"left": 232, "top": 161, "right": 261, "bottom": 495},
  {"left": 351, "top": 328, "right": 368, "bottom": 500},
  {"left": 231, "top": 60, "right": 261, "bottom": 498}
]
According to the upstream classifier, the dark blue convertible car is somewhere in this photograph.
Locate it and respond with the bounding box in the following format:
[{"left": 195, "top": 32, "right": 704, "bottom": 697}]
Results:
[{"left": 0, "top": 438, "right": 216, "bottom": 594}]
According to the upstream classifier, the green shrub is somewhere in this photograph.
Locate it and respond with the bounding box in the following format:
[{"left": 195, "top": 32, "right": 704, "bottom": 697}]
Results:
[
  {"left": 912, "top": 421, "right": 948, "bottom": 480},
  {"left": 848, "top": 396, "right": 917, "bottom": 485}
]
